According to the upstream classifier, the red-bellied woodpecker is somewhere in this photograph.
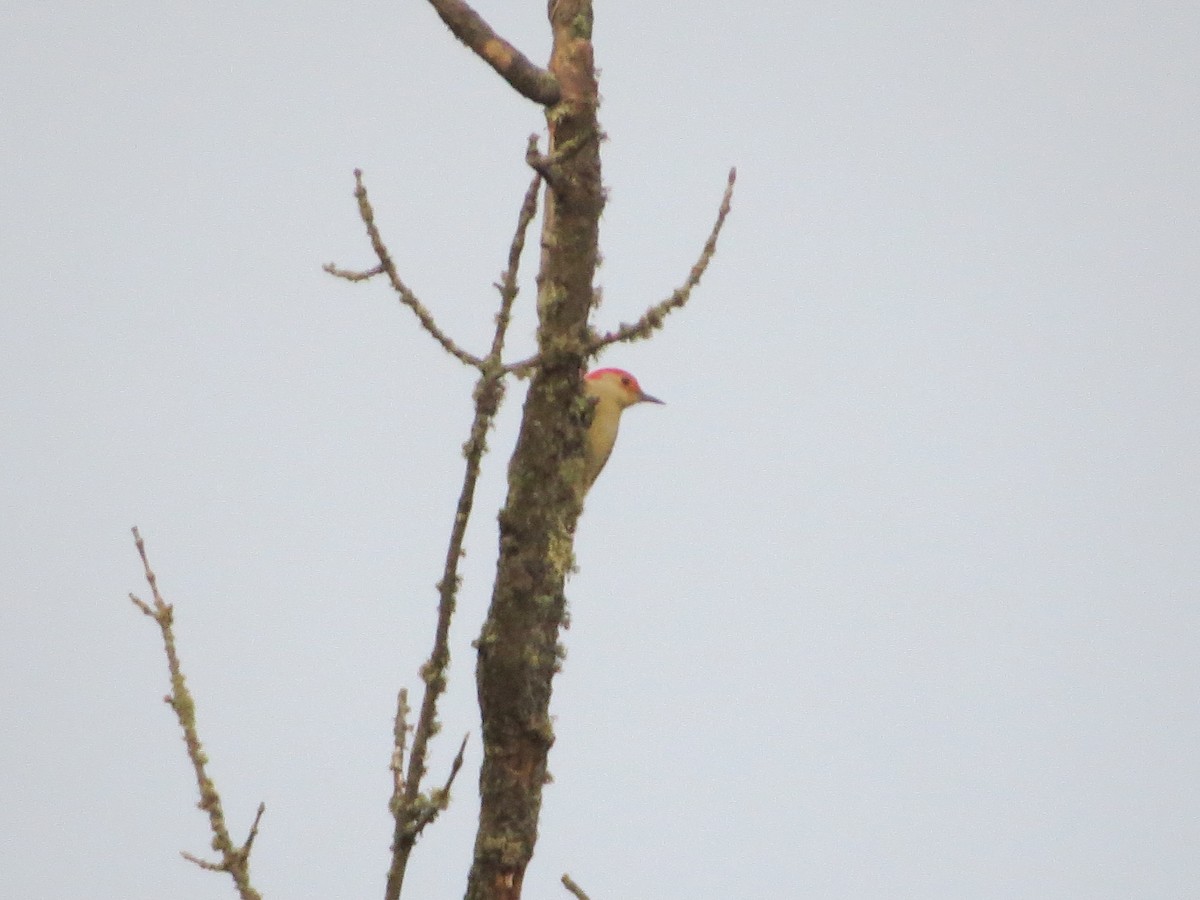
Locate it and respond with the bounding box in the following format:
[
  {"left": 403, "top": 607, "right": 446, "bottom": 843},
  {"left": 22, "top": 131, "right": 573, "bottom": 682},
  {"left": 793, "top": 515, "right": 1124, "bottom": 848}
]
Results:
[{"left": 583, "top": 368, "right": 663, "bottom": 491}]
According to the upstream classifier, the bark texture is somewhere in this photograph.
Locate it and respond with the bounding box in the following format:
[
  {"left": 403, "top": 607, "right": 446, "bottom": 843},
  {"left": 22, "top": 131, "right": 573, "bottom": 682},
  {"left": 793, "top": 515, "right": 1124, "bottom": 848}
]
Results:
[{"left": 465, "top": 4, "right": 603, "bottom": 899}]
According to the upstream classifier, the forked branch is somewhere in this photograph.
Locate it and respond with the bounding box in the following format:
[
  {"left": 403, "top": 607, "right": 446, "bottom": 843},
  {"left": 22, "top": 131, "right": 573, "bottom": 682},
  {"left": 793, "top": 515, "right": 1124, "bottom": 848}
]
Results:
[
  {"left": 325, "top": 169, "right": 485, "bottom": 369},
  {"left": 498, "top": 168, "right": 736, "bottom": 379},
  {"left": 129, "top": 527, "right": 264, "bottom": 900}
]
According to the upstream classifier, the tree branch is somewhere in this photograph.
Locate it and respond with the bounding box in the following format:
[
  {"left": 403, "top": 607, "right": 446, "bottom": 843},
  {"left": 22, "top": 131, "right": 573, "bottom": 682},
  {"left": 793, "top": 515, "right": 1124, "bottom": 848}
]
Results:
[
  {"left": 425, "top": 0, "right": 561, "bottom": 105},
  {"left": 129, "top": 527, "right": 264, "bottom": 900},
  {"left": 409, "top": 734, "right": 469, "bottom": 835},
  {"left": 500, "top": 353, "right": 540, "bottom": 378},
  {"left": 525, "top": 134, "right": 563, "bottom": 196},
  {"left": 324, "top": 262, "right": 384, "bottom": 282},
  {"left": 328, "top": 169, "right": 485, "bottom": 369},
  {"left": 384, "top": 169, "right": 542, "bottom": 900},
  {"left": 590, "top": 166, "right": 736, "bottom": 350},
  {"left": 491, "top": 171, "right": 543, "bottom": 362}
]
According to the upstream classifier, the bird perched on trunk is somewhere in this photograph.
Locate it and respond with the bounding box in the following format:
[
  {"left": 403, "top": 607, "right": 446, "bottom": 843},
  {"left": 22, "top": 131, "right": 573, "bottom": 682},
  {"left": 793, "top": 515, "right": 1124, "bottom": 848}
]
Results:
[{"left": 582, "top": 368, "right": 663, "bottom": 491}]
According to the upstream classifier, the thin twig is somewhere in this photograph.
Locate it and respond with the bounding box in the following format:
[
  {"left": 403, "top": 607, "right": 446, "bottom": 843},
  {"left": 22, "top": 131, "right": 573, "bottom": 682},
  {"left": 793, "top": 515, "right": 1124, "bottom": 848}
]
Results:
[
  {"left": 180, "top": 803, "right": 265, "bottom": 871},
  {"left": 525, "top": 134, "right": 561, "bottom": 195},
  {"left": 562, "top": 874, "right": 593, "bottom": 900},
  {"left": 491, "top": 170, "right": 543, "bottom": 361},
  {"left": 589, "top": 167, "right": 737, "bottom": 351},
  {"left": 425, "top": 0, "right": 561, "bottom": 105},
  {"left": 129, "top": 527, "right": 263, "bottom": 900},
  {"left": 501, "top": 352, "right": 541, "bottom": 377},
  {"left": 410, "top": 733, "right": 469, "bottom": 835},
  {"left": 495, "top": 173, "right": 544, "bottom": 378},
  {"left": 323, "top": 262, "right": 385, "bottom": 282},
  {"left": 384, "top": 169, "right": 542, "bottom": 900},
  {"left": 242, "top": 803, "right": 266, "bottom": 857},
  {"left": 180, "top": 851, "right": 224, "bottom": 871},
  {"left": 348, "top": 168, "right": 484, "bottom": 369}
]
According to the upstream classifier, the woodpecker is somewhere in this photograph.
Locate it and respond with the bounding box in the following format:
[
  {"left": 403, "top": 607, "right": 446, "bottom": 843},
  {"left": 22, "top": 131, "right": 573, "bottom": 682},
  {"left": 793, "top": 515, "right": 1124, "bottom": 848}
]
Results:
[{"left": 582, "top": 368, "right": 663, "bottom": 491}]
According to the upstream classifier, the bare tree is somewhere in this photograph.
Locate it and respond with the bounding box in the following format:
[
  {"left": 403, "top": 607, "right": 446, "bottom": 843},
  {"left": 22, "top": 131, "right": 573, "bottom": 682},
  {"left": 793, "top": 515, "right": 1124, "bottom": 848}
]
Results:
[{"left": 129, "top": 2, "right": 733, "bottom": 899}]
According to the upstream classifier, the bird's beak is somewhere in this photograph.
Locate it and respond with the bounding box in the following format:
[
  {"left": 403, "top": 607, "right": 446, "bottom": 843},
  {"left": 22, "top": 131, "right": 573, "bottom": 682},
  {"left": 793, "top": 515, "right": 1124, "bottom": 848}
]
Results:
[{"left": 640, "top": 392, "right": 664, "bottom": 405}]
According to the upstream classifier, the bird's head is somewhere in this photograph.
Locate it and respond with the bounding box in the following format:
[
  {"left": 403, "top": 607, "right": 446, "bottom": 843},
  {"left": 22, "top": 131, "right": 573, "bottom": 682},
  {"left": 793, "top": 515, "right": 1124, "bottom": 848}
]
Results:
[{"left": 585, "top": 368, "right": 664, "bottom": 410}]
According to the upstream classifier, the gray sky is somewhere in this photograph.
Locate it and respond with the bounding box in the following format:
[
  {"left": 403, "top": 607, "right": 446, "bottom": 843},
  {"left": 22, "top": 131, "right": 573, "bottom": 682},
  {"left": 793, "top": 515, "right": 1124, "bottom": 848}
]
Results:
[{"left": 3, "top": 1, "right": 1198, "bottom": 897}]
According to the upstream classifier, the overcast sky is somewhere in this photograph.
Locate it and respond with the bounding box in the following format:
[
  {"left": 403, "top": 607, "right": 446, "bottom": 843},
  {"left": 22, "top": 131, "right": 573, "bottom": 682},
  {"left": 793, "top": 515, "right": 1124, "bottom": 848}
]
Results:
[{"left": 3, "top": 2, "right": 1198, "bottom": 898}]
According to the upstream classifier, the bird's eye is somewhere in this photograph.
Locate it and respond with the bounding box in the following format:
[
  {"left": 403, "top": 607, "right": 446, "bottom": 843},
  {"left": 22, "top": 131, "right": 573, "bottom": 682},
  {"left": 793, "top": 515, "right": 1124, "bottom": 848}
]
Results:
[{"left": 621, "top": 377, "right": 631, "bottom": 386}]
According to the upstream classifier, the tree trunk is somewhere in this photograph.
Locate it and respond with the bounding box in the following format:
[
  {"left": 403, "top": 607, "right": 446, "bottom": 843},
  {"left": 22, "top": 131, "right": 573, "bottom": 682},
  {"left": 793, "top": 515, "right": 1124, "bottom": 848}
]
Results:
[{"left": 465, "top": 4, "right": 603, "bottom": 899}]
